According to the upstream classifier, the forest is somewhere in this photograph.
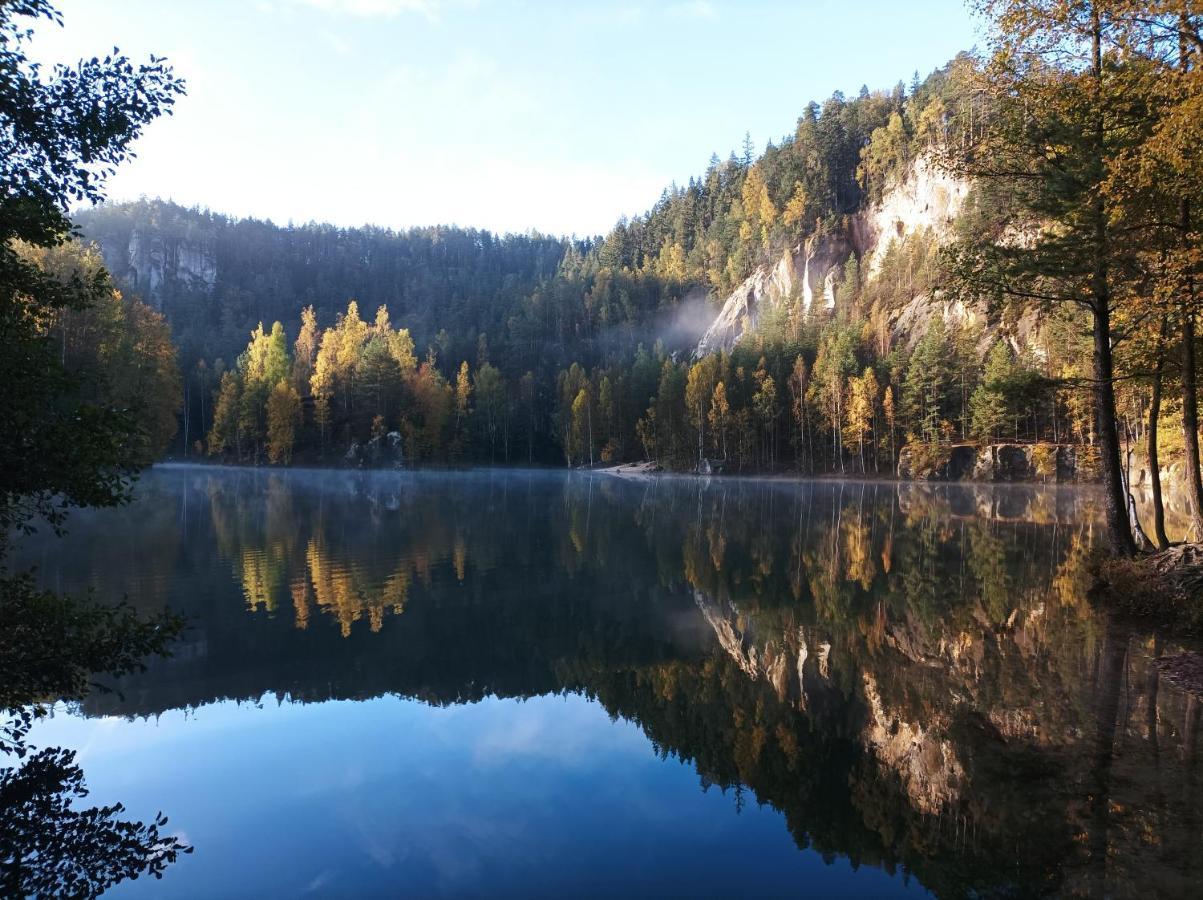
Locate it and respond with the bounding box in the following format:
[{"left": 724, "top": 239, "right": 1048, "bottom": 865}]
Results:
[
  {"left": 6, "top": 1, "right": 1203, "bottom": 560},
  {"left": 2, "top": 0, "right": 1203, "bottom": 892},
  {"left": 62, "top": 4, "right": 1202, "bottom": 563},
  {"left": 80, "top": 57, "right": 1065, "bottom": 479}
]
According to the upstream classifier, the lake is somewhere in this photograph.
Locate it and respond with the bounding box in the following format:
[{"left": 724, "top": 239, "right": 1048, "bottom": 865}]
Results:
[{"left": 13, "top": 465, "right": 1203, "bottom": 897}]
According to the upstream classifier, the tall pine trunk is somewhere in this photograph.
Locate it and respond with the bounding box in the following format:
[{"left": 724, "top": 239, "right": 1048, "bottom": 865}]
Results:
[
  {"left": 1178, "top": 19, "right": 1203, "bottom": 541},
  {"left": 1089, "top": 11, "right": 1135, "bottom": 557},
  {"left": 1092, "top": 300, "right": 1136, "bottom": 556}
]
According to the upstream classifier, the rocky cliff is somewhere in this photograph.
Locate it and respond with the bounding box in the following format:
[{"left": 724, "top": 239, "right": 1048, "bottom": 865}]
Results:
[
  {"left": 695, "top": 154, "right": 971, "bottom": 357},
  {"left": 896, "top": 443, "right": 1090, "bottom": 483},
  {"left": 92, "top": 224, "right": 217, "bottom": 311}
]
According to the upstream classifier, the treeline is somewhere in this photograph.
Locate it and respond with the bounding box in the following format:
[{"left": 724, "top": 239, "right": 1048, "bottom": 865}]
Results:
[
  {"left": 73, "top": 201, "right": 575, "bottom": 368},
  {"left": 84, "top": 58, "right": 984, "bottom": 467},
  {"left": 210, "top": 290, "right": 1096, "bottom": 475},
  {"left": 200, "top": 47, "right": 1089, "bottom": 474},
  {"left": 592, "top": 53, "right": 981, "bottom": 296},
  {"left": 550, "top": 307, "right": 1092, "bottom": 474}
]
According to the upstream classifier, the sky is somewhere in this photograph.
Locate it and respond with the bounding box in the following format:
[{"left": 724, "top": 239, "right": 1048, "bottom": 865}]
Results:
[{"left": 33, "top": 0, "right": 982, "bottom": 237}]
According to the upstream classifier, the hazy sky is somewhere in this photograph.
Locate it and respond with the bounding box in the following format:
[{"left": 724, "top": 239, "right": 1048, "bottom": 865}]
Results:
[{"left": 34, "top": 0, "right": 981, "bottom": 236}]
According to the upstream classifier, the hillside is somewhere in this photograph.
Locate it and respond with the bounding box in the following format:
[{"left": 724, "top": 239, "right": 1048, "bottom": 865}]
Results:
[
  {"left": 73, "top": 53, "right": 1096, "bottom": 478},
  {"left": 696, "top": 153, "right": 974, "bottom": 357},
  {"left": 73, "top": 201, "right": 576, "bottom": 369}
]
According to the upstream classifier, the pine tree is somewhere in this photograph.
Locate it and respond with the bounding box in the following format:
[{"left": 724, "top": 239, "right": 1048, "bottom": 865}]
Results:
[
  {"left": 208, "top": 371, "right": 242, "bottom": 458},
  {"left": 970, "top": 341, "right": 1014, "bottom": 442},
  {"left": 903, "top": 315, "right": 952, "bottom": 445},
  {"left": 949, "top": 0, "right": 1152, "bottom": 555}
]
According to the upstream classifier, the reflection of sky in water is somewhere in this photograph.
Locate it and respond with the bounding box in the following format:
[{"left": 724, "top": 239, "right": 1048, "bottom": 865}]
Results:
[
  {"left": 19, "top": 466, "right": 1202, "bottom": 897},
  {"left": 30, "top": 694, "right": 923, "bottom": 897}
]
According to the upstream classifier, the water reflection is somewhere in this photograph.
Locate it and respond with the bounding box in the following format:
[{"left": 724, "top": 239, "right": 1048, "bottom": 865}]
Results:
[{"left": 15, "top": 467, "right": 1203, "bottom": 897}]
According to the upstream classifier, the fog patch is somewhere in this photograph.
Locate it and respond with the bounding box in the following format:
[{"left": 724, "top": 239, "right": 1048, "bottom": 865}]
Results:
[{"left": 651, "top": 287, "right": 717, "bottom": 354}]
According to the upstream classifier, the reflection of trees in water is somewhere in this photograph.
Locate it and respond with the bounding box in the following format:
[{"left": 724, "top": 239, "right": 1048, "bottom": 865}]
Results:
[
  {"left": 1, "top": 746, "right": 188, "bottom": 896},
  {"left": 39, "top": 470, "right": 1203, "bottom": 897},
  {"left": 645, "top": 481, "right": 1203, "bottom": 897},
  {"left": 0, "top": 577, "right": 191, "bottom": 895}
]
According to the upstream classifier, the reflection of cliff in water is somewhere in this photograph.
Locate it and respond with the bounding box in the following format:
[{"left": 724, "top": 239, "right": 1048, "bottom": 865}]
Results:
[{"left": 20, "top": 468, "right": 1203, "bottom": 897}]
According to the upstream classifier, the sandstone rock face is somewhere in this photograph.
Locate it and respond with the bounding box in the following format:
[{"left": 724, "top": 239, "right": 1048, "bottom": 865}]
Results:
[
  {"left": 695, "top": 585, "right": 968, "bottom": 817},
  {"left": 695, "top": 229, "right": 853, "bottom": 356},
  {"left": 108, "top": 228, "right": 217, "bottom": 310},
  {"left": 862, "top": 155, "right": 969, "bottom": 279},
  {"left": 693, "top": 590, "right": 836, "bottom": 711},
  {"left": 861, "top": 670, "right": 965, "bottom": 816},
  {"left": 896, "top": 443, "right": 1087, "bottom": 483},
  {"left": 695, "top": 154, "right": 972, "bottom": 357}
]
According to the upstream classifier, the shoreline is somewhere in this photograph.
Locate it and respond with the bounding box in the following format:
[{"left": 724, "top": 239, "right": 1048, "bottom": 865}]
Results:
[{"left": 155, "top": 457, "right": 1110, "bottom": 491}]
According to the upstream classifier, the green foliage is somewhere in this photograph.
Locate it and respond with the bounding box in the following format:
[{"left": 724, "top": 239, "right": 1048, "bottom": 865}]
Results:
[
  {"left": 0, "top": 4, "right": 193, "bottom": 887},
  {"left": 903, "top": 316, "right": 954, "bottom": 444},
  {"left": 969, "top": 341, "right": 1015, "bottom": 441},
  {"left": 0, "top": 0, "right": 184, "bottom": 540}
]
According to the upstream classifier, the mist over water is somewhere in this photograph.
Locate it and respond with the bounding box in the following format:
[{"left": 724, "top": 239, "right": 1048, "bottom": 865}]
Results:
[{"left": 16, "top": 466, "right": 1203, "bottom": 897}]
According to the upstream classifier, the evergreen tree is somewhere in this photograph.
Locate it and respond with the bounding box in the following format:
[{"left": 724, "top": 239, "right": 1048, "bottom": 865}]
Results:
[{"left": 970, "top": 341, "right": 1014, "bottom": 442}]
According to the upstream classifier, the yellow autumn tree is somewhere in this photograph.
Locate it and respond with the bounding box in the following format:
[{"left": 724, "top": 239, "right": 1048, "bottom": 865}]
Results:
[
  {"left": 781, "top": 180, "right": 809, "bottom": 228},
  {"left": 266, "top": 379, "right": 301, "bottom": 464},
  {"left": 708, "top": 380, "right": 730, "bottom": 460},
  {"left": 740, "top": 165, "right": 777, "bottom": 247},
  {"left": 293, "top": 305, "right": 319, "bottom": 393}
]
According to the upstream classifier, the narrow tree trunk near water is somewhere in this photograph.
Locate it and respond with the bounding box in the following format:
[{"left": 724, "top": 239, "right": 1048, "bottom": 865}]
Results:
[
  {"left": 1092, "top": 300, "right": 1136, "bottom": 557},
  {"left": 1085, "top": 10, "right": 1133, "bottom": 558},
  {"left": 1149, "top": 320, "right": 1170, "bottom": 549},
  {"left": 1181, "top": 313, "right": 1203, "bottom": 539},
  {"left": 1179, "top": 22, "right": 1202, "bottom": 540}
]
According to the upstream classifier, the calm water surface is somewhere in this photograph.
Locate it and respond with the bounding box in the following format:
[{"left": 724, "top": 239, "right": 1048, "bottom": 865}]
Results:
[{"left": 15, "top": 466, "right": 1203, "bottom": 897}]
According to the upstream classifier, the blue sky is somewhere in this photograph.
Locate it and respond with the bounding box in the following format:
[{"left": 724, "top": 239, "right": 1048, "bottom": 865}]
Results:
[{"left": 35, "top": 0, "right": 982, "bottom": 236}]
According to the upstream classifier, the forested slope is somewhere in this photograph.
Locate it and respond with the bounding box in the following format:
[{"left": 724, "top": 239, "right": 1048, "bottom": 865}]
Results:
[
  {"left": 71, "top": 8, "right": 1203, "bottom": 567},
  {"left": 77, "top": 56, "right": 1005, "bottom": 469}
]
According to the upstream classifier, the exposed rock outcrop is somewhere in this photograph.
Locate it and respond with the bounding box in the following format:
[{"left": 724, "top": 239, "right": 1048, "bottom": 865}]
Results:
[
  {"left": 695, "top": 154, "right": 972, "bottom": 357},
  {"left": 692, "top": 590, "right": 835, "bottom": 710},
  {"left": 695, "top": 229, "right": 854, "bottom": 356},
  {"left": 861, "top": 671, "right": 965, "bottom": 816},
  {"left": 96, "top": 227, "right": 218, "bottom": 310},
  {"left": 896, "top": 443, "right": 1086, "bottom": 483},
  {"left": 861, "top": 155, "right": 969, "bottom": 278}
]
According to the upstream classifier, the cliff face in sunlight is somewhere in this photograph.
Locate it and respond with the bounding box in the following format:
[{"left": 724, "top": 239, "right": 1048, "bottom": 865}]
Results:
[
  {"left": 696, "top": 154, "right": 980, "bottom": 356},
  {"left": 695, "top": 228, "right": 853, "bottom": 355}
]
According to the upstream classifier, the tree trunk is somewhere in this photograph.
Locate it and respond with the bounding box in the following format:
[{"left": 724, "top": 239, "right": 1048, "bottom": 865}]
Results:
[
  {"left": 1182, "top": 313, "right": 1203, "bottom": 539},
  {"left": 1092, "top": 300, "right": 1136, "bottom": 556},
  {"left": 1149, "top": 320, "right": 1170, "bottom": 549},
  {"left": 1088, "top": 11, "right": 1134, "bottom": 558}
]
